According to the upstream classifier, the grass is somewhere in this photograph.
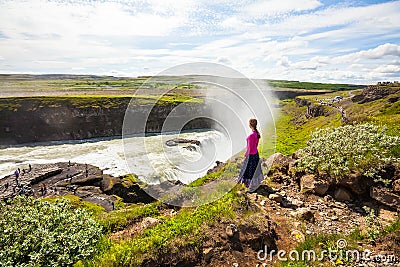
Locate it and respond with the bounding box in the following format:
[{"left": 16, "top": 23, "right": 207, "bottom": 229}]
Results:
[
  {"left": 82, "top": 187, "right": 243, "bottom": 266},
  {"left": 0, "top": 94, "right": 203, "bottom": 112},
  {"left": 267, "top": 80, "right": 364, "bottom": 91},
  {"left": 280, "top": 214, "right": 400, "bottom": 266},
  {"left": 264, "top": 99, "right": 342, "bottom": 156},
  {"left": 268, "top": 85, "right": 400, "bottom": 156},
  {"left": 96, "top": 202, "right": 161, "bottom": 233},
  {"left": 188, "top": 162, "right": 239, "bottom": 187},
  {"left": 0, "top": 75, "right": 200, "bottom": 92}
]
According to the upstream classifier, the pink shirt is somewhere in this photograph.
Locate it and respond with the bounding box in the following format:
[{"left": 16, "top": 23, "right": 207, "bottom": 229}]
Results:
[{"left": 245, "top": 130, "right": 259, "bottom": 157}]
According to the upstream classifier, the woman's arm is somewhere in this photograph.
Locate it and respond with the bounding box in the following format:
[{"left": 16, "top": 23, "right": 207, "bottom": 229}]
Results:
[{"left": 244, "top": 137, "right": 250, "bottom": 157}]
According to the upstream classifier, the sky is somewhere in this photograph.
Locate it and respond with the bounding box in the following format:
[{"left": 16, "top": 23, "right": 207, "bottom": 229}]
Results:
[{"left": 0, "top": 0, "right": 399, "bottom": 84}]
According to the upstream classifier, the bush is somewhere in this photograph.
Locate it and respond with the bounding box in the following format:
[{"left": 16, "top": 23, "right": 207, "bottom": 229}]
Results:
[
  {"left": 296, "top": 123, "right": 400, "bottom": 184},
  {"left": 0, "top": 196, "right": 103, "bottom": 267}
]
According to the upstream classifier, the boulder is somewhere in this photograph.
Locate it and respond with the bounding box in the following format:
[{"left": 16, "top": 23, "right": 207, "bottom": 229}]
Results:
[
  {"left": 334, "top": 187, "right": 352, "bottom": 201},
  {"left": 300, "top": 174, "right": 330, "bottom": 195},
  {"left": 370, "top": 186, "right": 400, "bottom": 210},
  {"left": 337, "top": 173, "right": 373, "bottom": 195}
]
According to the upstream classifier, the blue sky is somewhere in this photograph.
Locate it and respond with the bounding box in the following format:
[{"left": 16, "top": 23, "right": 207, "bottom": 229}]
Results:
[{"left": 0, "top": 0, "right": 399, "bottom": 83}]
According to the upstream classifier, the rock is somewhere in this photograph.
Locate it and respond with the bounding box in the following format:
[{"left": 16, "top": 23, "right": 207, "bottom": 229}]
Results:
[
  {"left": 203, "top": 247, "right": 214, "bottom": 262},
  {"left": 388, "top": 96, "right": 399, "bottom": 103},
  {"left": 352, "top": 86, "right": 392, "bottom": 104},
  {"left": 269, "top": 193, "right": 283, "bottom": 203},
  {"left": 300, "top": 174, "right": 330, "bottom": 195},
  {"left": 370, "top": 186, "right": 400, "bottom": 210},
  {"left": 291, "top": 208, "right": 315, "bottom": 222},
  {"left": 265, "top": 153, "right": 291, "bottom": 168},
  {"left": 226, "top": 224, "right": 238, "bottom": 237},
  {"left": 141, "top": 217, "right": 160, "bottom": 228},
  {"left": 307, "top": 104, "right": 326, "bottom": 117},
  {"left": 165, "top": 138, "right": 200, "bottom": 147},
  {"left": 334, "top": 187, "right": 352, "bottom": 201},
  {"left": 184, "top": 145, "right": 197, "bottom": 152},
  {"left": 207, "top": 161, "right": 226, "bottom": 175},
  {"left": 392, "top": 179, "right": 400, "bottom": 193},
  {"left": 71, "top": 174, "right": 103, "bottom": 186},
  {"left": 291, "top": 199, "right": 305, "bottom": 208},
  {"left": 331, "top": 216, "right": 339, "bottom": 221},
  {"left": 77, "top": 186, "right": 103, "bottom": 194},
  {"left": 324, "top": 195, "right": 333, "bottom": 202},
  {"left": 337, "top": 172, "right": 373, "bottom": 195},
  {"left": 265, "top": 153, "right": 293, "bottom": 175}
]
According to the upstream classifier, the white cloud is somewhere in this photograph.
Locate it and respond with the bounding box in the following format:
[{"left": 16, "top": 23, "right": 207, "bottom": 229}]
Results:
[
  {"left": 0, "top": 0, "right": 399, "bottom": 83},
  {"left": 0, "top": 0, "right": 192, "bottom": 38},
  {"left": 244, "top": 0, "right": 322, "bottom": 18}
]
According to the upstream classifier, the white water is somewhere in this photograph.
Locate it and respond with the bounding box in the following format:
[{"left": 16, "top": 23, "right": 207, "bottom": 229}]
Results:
[{"left": 0, "top": 130, "right": 233, "bottom": 184}]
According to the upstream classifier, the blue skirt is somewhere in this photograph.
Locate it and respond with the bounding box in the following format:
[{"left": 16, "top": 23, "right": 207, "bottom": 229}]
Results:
[{"left": 238, "top": 153, "right": 261, "bottom": 188}]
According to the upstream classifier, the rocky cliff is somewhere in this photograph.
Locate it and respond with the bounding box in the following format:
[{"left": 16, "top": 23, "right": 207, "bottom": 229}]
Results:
[{"left": 0, "top": 97, "right": 212, "bottom": 145}]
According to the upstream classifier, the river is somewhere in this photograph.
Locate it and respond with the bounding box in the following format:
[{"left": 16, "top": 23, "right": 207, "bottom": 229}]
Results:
[{"left": 0, "top": 130, "right": 233, "bottom": 184}]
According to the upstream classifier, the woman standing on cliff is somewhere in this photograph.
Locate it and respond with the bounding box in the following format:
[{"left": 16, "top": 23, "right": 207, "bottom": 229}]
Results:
[{"left": 238, "top": 118, "right": 263, "bottom": 191}]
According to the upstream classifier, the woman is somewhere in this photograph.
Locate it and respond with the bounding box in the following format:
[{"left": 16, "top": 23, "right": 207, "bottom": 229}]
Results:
[{"left": 238, "top": 118, "right": 262, "bottom": 190}]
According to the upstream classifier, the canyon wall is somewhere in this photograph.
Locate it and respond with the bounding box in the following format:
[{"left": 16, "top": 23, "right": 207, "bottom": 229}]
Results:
[{"left": 0, "top": 97, "right": 212, "bottom": 145}]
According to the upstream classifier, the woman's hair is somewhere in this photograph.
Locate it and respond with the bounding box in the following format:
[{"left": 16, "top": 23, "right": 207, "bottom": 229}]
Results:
[{"left": 249, "top": 118, "right": 261, "bottom": 139}]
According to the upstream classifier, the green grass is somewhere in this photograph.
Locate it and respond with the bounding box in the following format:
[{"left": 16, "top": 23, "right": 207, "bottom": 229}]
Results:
[
  {"left": 0, "top": 75, "right": 200, "bottom": 92},
  {"left": 264, "top": 99, "right": 342, "bottom": 156},
  {"left": 188, "top": 162, "right": 239, "bottom": 187},
  {"left": 280, "top": 214, "right": 400, "bottom": 266},
  {"left": 267, "top": 80, "right": 364, "bottom": 91},
  {"left": 96, "top": 202, "right": 161, "bottom": 233},
  {"left": 83, "top": 187, "right": 244, "bottom": 266},
  {"left": 0, "top": 94, "right": 203, "bottom": 111},
  {"left": 268, "top": 86, "right": 400, "bottom": 156}
]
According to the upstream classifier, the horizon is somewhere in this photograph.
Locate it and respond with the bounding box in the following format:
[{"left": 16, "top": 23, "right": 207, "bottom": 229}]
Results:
[
  {"left": 1, "top": 0, "right": 399, "bottom": 84},
  {"left": 0, "top": 72, "right": 373, "bottom": 85}
]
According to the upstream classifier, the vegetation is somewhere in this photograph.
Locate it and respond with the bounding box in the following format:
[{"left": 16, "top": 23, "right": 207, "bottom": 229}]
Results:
[
  {"left": 0, "top": 196, "right": 103, "bottom": 267},
  {"left": 281, "top": 214, "right": 400, "bottom": 266},
  {"left": 96, "top": 202, "right": 161, "bottom": 233},
  {"left": 0, "top": 94, "right": 203, "bottom": 112},
  {"left": 296, "top": 123, "right": 400, "bottom": 184},
  {"left": 261, "top": 99, "right": 342, "bottom": 157},
  {"left": 267, "top": 80, "right": 364, "bottom": 91},
  {"left": 82, "top": 187, "right": 243, "bottom": 266},
  {"left": 0, "top": 74, "right": 199, "bottom": 92}
]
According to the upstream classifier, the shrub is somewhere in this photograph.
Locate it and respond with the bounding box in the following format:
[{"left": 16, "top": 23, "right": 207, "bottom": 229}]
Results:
[
  {"left": 296, "top": 123, "right": 400, "bottom": 184},
  {"left": 0, "top": 196, "right": 103, "bottom": 267}
]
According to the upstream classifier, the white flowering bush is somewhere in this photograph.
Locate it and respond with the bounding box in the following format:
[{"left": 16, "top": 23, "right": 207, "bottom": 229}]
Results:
[
  {"left": 296, "top": 123, "right": 400, "bottom": 184},
  {"left": 0, "top": 196, "right": 103, "bottom": 267}
]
